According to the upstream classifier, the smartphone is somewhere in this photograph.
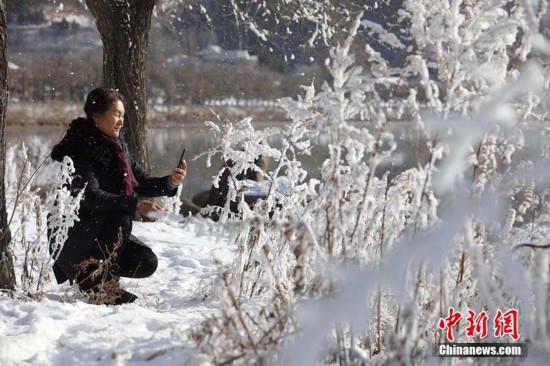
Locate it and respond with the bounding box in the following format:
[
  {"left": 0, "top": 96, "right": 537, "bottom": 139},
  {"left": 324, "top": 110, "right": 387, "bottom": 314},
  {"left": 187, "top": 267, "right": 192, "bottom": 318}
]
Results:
[{"left": 177, "top": 147, "right": 186, "bottom": 169}]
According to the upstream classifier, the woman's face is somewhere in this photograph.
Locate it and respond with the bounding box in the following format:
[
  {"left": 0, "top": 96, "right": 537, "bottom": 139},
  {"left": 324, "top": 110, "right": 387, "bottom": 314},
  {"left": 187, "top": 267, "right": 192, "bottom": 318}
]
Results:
[{"left": 93, "top": 100, "right": 125, "bottom": 138}]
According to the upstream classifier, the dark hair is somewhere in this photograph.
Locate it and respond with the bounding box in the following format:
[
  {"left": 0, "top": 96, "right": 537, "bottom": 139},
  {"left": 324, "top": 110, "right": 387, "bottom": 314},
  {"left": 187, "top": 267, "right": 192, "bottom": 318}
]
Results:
[{"left": 84, "top": 87, "right": 125, "bottom": 120}]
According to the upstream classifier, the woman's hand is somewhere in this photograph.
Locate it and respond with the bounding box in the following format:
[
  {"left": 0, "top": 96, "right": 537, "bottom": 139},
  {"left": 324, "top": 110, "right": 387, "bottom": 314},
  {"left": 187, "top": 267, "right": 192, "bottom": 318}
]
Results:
[
  {"left": 169, "top": 160, "right": 187, "bottom": 187},
  {"left": 137, "top": 200, "right": 162, "bottom": 217}
]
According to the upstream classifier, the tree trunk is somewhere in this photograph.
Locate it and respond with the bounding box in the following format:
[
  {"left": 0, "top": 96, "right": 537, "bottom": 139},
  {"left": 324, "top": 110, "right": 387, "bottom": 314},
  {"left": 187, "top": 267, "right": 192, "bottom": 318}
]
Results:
[
  {"left": 86, "top": 0, "right": 157, "bottom": 171},
  {"left": 0, "top": 0, "right": 15, "bottom": 290}
]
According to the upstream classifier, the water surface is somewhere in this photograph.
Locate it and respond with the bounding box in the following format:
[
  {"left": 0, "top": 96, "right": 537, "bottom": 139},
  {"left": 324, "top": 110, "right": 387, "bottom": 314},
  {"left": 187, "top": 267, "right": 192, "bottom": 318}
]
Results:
[{"left": 6, "top": 121, "right": 547, "bottom": 200}]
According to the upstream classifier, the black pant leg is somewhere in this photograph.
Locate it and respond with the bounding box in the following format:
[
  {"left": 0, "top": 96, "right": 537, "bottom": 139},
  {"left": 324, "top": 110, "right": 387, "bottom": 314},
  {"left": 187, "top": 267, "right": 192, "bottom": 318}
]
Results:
[
  {"left": 116, "top": 234, "right": 158, "bottom": 278},
  {"left": 88, "top": 213, "right": 132, "bottom": 262}
]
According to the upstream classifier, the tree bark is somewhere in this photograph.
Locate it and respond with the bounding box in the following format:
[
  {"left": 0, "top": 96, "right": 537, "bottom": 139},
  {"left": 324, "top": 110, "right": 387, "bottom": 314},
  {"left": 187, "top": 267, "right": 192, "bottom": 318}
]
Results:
[
  {"left": 86, "top": 0, "right": 157, "bottom": 171},
  {"left": 0, "top": 0, "right": 15, "bottom": 290}
]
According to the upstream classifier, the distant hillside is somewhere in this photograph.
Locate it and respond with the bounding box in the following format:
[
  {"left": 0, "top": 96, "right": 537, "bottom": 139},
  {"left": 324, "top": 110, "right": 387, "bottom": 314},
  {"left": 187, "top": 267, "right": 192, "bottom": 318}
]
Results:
[
  {"left": 7, "top": 1, "right": 409, "bottom": 70},
  {"left": 5, "top": 1, "right": 409, "bottom": 106},
  {"left": 7, "top": 0, "right": 90, "bottom": 26}
]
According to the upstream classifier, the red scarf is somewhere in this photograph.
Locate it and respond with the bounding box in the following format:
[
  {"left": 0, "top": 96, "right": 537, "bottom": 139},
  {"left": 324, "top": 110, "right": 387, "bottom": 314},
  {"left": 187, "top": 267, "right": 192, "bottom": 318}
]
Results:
[{"left": 100, "top": 134, "right": 138, "bottom": 196}]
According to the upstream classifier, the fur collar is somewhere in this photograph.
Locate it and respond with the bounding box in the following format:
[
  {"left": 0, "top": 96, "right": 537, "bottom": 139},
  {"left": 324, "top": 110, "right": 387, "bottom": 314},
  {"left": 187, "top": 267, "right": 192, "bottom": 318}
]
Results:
[{"left": 51, "top": 117, "right": 124, "bottom": 168}]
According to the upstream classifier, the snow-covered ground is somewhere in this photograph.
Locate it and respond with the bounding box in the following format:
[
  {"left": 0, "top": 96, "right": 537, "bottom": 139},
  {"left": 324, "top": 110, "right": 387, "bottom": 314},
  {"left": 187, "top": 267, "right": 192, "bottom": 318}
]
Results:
[{"left": 0, "top": 220, "right": 234, "bottom": 366}]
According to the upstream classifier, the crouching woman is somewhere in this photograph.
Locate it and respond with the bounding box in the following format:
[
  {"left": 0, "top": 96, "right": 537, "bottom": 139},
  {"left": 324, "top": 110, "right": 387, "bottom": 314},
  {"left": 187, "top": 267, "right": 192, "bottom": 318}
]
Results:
[{"left": 49, "top": 87, "right": 187, "bottom": 305}]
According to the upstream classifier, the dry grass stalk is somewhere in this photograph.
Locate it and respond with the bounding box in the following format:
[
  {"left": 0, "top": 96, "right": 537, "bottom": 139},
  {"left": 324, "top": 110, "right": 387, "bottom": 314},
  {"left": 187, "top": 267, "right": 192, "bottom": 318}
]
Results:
[{"left": 75, "top": 231, "right": 124, "bottom": 305}]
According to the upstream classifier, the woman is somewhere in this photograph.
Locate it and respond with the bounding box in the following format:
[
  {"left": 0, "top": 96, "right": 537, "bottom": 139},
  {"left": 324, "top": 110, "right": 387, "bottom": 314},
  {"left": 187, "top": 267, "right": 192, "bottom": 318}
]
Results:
[{"left": 49, "top": 87, "right": 187, "bottom": 305}]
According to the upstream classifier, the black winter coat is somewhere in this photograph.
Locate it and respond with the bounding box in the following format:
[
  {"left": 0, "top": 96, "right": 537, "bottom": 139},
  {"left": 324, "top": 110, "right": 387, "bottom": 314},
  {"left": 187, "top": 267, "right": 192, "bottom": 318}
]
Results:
[{"left": 49, "top": 117, "right": 177, "bottom": 284}]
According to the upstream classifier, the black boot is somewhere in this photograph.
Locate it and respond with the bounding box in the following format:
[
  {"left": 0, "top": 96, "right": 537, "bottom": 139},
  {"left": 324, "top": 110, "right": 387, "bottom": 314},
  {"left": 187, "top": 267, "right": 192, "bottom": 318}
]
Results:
[
  {"left": 110, "top": 290, "right": 138, "bottom": 305},
  {"left": 74, "top": 261, "right": 102, "bottom": 292},
  {"left": 75, "top": 260, "right": 138, "bottom": 305}
]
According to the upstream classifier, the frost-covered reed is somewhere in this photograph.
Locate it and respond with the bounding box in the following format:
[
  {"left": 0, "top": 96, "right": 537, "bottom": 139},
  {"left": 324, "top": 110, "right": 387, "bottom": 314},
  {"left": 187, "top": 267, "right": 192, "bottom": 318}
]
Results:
[{"left": 6, "top": 143, "right": 84, "bottom": 297}]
